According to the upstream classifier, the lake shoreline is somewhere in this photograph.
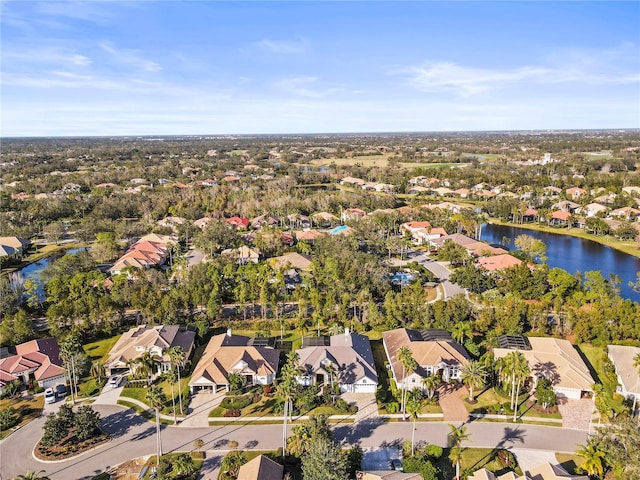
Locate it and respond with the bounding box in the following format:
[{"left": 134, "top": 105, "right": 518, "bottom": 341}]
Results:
[{"left": 486, "top": 218, "right": 640, "bottom": 260}]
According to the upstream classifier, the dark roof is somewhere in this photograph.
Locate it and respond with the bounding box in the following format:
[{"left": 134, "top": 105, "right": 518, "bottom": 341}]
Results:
[
  {"left": 302, "top": 336, "right": 331, "bottom": 347},
  {"left": 497, "top": 335, "right": 532, "bottom": 350},
  {"left": 406, "top": 329, "right": 453, "bottom": 342},
  {"left": 247, "top": 337, "right": 276, "bottom": 348}
]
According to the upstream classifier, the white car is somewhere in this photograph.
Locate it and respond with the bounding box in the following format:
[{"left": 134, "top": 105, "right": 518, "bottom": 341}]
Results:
[
  {"left": 44, "top": 388, "right": 56, "bottom": 404},
  {"left": 108, "top": 375, "right": 121, "bottom": 388}
]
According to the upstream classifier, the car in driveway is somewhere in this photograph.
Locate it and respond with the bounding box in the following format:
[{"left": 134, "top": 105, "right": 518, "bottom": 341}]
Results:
[
  {"left": 55, "top": 384, "right": 67, "bottom": 398},
  {"left": 108, "top": 375, "right": 121, "bottom": 388},
  {"left": 44, "top": 388, "right": 56, "bottom": 404},
  {"left": 390, "top": 459, "right": 403, "bottom": 471}
]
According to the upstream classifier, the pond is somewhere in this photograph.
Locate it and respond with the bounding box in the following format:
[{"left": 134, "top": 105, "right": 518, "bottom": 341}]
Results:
[
  {"left": 19, "top": 247, "right": 87, "bottom": 301},
  {"left": 481, "top": 223, "right": 640, "bottom": 303}
]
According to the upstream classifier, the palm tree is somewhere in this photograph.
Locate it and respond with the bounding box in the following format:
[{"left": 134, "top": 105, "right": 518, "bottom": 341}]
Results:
[
  {"left": 277, "top": 351, "right": 300, "bottom": 460},
  {"left": 136, "top": 351, "right": 158, "bottom": 381},
  {"left": 165, "top": 369, "right": 178, "bottom": 424},
  {"left": 509, "top": 352, "right": 530, "bottom": 421},
  {"left": 448, "top": 424, "right": 470, "bottom": 480},
  {"left": 398, "top": 346, "right": 417, "bottom": 420},
  {"left": 406, "top": 394, "right": 423, "bottom": 456},
  {"left": 421, "top": 375, "right": 441, "bottom": 399},
  {"left": 461, "top": 360, "right": 487, "bottom": 401},
  {"left": 452, "top": 322, "right": 473, "bottom": 345},
  {"left": 172, "top": 453, "right": 197, "bottom": 477},
  {"left": 168, "top": 346, "right": 186, "bottom": 415},
  {"left": 576, "top": 443, "right": 606, "bottom": 478},
  {"left": 146, "top": 385, "right": 167, "bottom": 462},
  {"left": 13, "top": 471, "right": 51, "bottom": 480},
  {"left": 90, "top": 360, "right": 105, "bottom": 383}
]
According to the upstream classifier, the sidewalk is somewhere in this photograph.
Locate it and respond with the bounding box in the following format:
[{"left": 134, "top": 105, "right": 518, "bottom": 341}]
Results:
[{"left": 118, "top": 395, "right": 185, "bottom": 423}]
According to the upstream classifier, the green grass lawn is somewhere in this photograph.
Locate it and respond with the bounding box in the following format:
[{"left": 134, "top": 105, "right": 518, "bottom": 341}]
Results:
[
  {"left": 577, "top": 344, "right": 628, "bottom": 416},
  {"left": 121, "top": 377, "right": 190, "bottom": 416},
  {"left": 83, "top": 334, "right": 122, "bottom": 360},
  {"left": 142, "top": 452, "right": 204, "bottom": 479},
  {"left": 117, "top": 400, "right": 175, "bottom": 425},
  {"left": 0, "top": 395, "right": 44, "bottom": 439},
  {"left": 459, "top": 448, "right": 523, "bottom": 477},
  {"left": 77, "top": 377, "right": 106, "bottom": 398},
  {"left": 465, "top": 387, "right": 561, "bottom": 419}
]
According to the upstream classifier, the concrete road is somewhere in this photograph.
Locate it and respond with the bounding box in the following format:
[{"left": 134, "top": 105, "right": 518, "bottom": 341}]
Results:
[
  {"left": 0, "top": 405, "right": 588, "bottom": 480},
  {"left": 413, "top": 254, "right": 466, "bottom": 299}
]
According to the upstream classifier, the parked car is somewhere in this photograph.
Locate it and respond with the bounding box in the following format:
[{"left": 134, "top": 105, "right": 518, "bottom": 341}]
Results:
[
  {"left": 108, "top": 375, "right": 121, "bottom": 388},
  {"left": 55, "top": 384, "right": 68, "bottom": 398},
  {"left": 44, "top": 388, "right": 56, "bottom": 404},
  {"left": 390, "top": 459, "right": 403, "bottom": 471}
]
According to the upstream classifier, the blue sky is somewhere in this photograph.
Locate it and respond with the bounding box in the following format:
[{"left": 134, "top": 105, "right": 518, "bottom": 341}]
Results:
[{"left": 1, "top": 1, "right": 639, "bottom": 136}]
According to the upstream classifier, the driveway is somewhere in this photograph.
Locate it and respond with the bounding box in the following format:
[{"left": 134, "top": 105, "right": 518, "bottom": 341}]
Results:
[
  {"left": 181, "top": 390, "right": 225, "bottom": 427},
  {"left": 342, "top": 392, "right": 379, "bottom": 423},
  {"left": 93, "top": 382, "right": 124, "bottom": 405},
  {"left": 412, "top": 254, "right": 466, "bottom": 299}
]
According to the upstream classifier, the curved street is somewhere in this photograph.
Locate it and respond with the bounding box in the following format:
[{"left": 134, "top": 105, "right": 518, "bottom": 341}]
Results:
[{"left": 0, "top": 404, "right": 588, "bottom": 480}]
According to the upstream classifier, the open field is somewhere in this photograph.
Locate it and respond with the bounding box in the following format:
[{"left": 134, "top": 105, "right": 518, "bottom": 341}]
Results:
[{"left": 309, "top": 155, "right": 471, "bottom": 169}]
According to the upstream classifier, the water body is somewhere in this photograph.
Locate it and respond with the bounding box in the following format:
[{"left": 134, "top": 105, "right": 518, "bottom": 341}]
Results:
[
  {"left": 481, "top": 223, "right": 640, "bottom": 303},
  {"left": 19, "top": 247, "right": 86, "bottom": 301}
]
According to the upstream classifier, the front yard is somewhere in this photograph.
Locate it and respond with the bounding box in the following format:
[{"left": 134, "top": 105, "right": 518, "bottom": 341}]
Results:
[
  {"left": 465, "top": 387, "right": 562, "bottom": 420},
  {"left": 0, "top": 395, "right": 44, "bottom": 439}
]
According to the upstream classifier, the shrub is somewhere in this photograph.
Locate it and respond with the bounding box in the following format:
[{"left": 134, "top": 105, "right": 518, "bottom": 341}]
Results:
[
  {"left": 424, "top": 444, "right": 443, "bottom": 459},
  {"left": 386, "top": 401, "right": 399, "bottom": 413},
  {"left": 223, "top": 409, "right": 241, "bottom": 417},
  {"left": 221, "top": 395, "right": 252, "bottom": 410},
  {"left": 263, "top": 385, "right": 273, "bottom": 395}
]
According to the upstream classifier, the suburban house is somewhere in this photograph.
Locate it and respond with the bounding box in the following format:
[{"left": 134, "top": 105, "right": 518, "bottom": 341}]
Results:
[
  {"left": 237, "top": 455, "right": 284, "bottom": 480},
  {"left": 383, "top": 328, "right": 470, "bottom": 390},
  {"left": 193, "top": 217, "right": 212, "bottom": 229},
  {"left": 549, "top": 211, "right": 572, "bottom": 227},
  {"left": 0, "top": 236, "right": 30, "bottom": 259},
  {"left": 607, "top": 345, "right": 640, "bottom": 407},
  {"left": 312, "top": 211, "right": 339, "bottom": 227},
  {"left": 468, "top": 462, "right": 587, "bottom": 480},
  {"left": 221, "top": 246, "right": 262, "bottom": 264},
  {"left": 109, "top": 233, "right": 176, "bottom": 276},
  {"left": 296, "top": 330, "right": 378, "bottom": 393},
  {"left": 341, "top": 208, "right": 367, "bottom": 222},
  {"left": 493, "top": 336, "right": 594, "bottom": 400},
  {"left": 576, "top": 203, "right": 607, "bottom": 218},
  {"left": 189, "top": 331, "right": 280, "bottom": 393},
  {"left": 294, "top": 229, "right": 325, "bottom": 243},
  {"left": 476, "top": 253, "right": 522, "bottom": 272},
  {"left": 104, "top": 325, "right": 196, "bottom": 377},
  {"left": 0, "top": 338, "right": 66, "bottom": 393},
  {"left": 566, "top": 187, "right": 587, "bottom": 200},
  {"left": 226, "top": 216, "right": 250, "bottom": 229},
  {"left": 268, "top": 252, "right": 312, "bottom": 272}
]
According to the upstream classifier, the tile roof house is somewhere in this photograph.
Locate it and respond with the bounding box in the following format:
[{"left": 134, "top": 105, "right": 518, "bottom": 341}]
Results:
[
  {"left": 221, "top": 246, "right": 262, "bottom": 264},
  {"left": 109, "top": 233, "right": 177, "bottom": 276},
  {"left": 104, "top": 325, "right": 196, "bottom": 376},
  {"left": 493, "top": 337, "right": 594, "bottom": 400},
  {"left": 296, "top": 330, "right": 378, "bottom": 393},
  {"left": 607, "top": 345, "right": 640, "bottom": 405},
  {"left": 383, "top": 328, "right": 470, "bottom": 388},
  {"left": 237, "top": 454, "right": 284, "bottom": 480},
  {"left": 226, "top": 216, "right": 250, "bottom": 229},
  {"left": 0, "top": 338, "right": 66, "bottom": 393},
  {"left": 476, "top": 253, "right": 522, "bottom": 272},
  {"left": 268, "top": 252, "right": 312, "bottom": 271},
  {"left": 295, "top": 229, "right": 325, "bottom": 243},
  {"left": 189, "top": 331, "right": 280, "bottom": 393},
  {"left": 0, "top": 236, "right": 30, "bottom": 259},
  {"left": 468, "top": 462, "right": 587, "bottom": 480}
]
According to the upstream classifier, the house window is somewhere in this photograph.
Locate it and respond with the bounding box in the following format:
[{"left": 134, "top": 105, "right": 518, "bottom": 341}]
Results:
[{"left": 412, "top": 378, "right": 416, "bottom": 383}]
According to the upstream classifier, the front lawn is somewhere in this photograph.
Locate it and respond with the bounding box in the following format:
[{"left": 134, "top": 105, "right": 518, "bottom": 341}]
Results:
[
  {"left": 121, "top": 377, "right": 190, "bottom": 417},
  {"left": 431, "top": 447, "right": 523, "bottom": 479},
  {"left": 577, "top": 344, "right": 628, "bottom": 417},
  {"left": 0, "top": 395, "right": 44, "bottom": 439},
  {"left": 465, "top": 387, "right": 561, "bottom": 419}
]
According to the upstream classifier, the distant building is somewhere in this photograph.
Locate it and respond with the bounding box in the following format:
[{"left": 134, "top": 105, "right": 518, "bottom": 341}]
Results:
[{"left": 0, "top": 338, "right": 66, "bottom": 393}]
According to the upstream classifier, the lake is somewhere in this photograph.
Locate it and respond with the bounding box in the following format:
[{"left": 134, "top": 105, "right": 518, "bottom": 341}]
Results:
[{"left": 481, "top": 223, "right": 640, "bottom": 303}]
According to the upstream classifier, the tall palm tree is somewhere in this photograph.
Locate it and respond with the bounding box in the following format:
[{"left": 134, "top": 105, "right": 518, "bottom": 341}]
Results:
[
  {"left": 448, "top": 424, "right": 470, "bottom": 480},
  {"left": 146, "top": 385, "right": 167, "bottom": 462},
  {"left": 90, "top": 360, "right": 105, "bottom": 383},
  {"left": 165, "top": 368, "right": 178, "bottom": 424},
  {"left": 168, "top": 346, "right": 186, "bottom": 415},
  {"left": 13, "top": 471, "right": 51, "bottom": 480},
  {"left": 509, "top": 352, "right": 530, "bottom": 421},
  {"left": 277, "top": 351, "right": 300, "bottom": 460},
  {"left": 461, "top": 361, "right": 487, "bottom": 401},
  {"left": 406, "top": 394, "right": 423, "bottom": 456},
  {"left": 398, "top": 346, "right": 417, "bottom": 420},
  {"left": 576, "top": 443, "right": 606, "bottom": 478}
]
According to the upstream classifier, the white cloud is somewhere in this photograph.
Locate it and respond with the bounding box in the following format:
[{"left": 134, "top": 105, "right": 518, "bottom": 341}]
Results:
[
  {"left": 2, "top": 48, "right": 92, "bottom": 67},
  {"left": 394, "top": 49, "right": 640, "bottom": 97},
  {"left": 100, "top": 41, "right": 161, "bottom": 73},
  {"left": 254, "top": 38, "right": 308, "bottom": 54}
]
